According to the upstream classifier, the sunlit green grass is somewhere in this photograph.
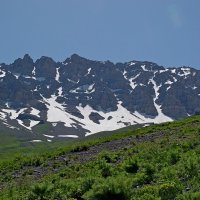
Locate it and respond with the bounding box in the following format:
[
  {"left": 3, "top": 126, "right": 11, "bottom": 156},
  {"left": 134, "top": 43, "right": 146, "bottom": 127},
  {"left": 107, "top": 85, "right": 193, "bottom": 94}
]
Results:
[{"left": 1, "top": 115, "right": 200, "bottom": 199}]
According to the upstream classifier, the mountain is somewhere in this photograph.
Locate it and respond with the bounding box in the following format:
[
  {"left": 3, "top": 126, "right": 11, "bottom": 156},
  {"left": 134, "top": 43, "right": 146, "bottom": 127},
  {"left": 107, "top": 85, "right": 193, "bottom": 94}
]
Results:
[{"left": 0, "top": 54, "right": 200, "bottom": 141}]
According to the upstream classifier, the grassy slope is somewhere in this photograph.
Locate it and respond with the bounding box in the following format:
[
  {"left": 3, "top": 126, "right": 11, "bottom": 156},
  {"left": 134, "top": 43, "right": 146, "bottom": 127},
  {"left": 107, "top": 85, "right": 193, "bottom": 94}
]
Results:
[
  {"left": 0, "top": 116, "right": 200, "bottom": 199},
  {"left": 0, "top": 131, "right": 20, "bottom": 156}
]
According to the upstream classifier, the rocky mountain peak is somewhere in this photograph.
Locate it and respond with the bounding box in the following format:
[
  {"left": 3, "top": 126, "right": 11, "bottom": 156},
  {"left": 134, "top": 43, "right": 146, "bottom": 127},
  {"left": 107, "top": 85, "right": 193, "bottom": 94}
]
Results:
[
  {"left": 8, "top": 54, "right": 34, "bottom": 75},
  {"left": 63, "top": 54, "right": 88, "bottom": 64},
  {"left": 23, "top": 54, "right": 33, "bottom": 62},
  {"left": 35, "top": 56, "right": 57, "bottom": 78},
  {"left": 0, "top": 54, "right": 200, "bottom": 141}
]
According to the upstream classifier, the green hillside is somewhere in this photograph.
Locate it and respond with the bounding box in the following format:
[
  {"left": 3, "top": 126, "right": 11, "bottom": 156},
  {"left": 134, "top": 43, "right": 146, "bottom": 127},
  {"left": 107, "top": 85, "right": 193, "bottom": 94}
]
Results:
[{"left": 1, "top": 116, "right": 200, "bottom": 199}]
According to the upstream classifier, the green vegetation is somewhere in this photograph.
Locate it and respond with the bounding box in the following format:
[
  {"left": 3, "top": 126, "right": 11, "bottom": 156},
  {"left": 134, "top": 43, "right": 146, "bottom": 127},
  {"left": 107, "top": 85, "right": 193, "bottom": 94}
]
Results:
[
  {"left": 0, "top": 131, "right": 21, "bottom": 158},
  {"left": 1, "top": 116, "right": 200, "bottom": 199},
  {"left": 32, "top": 123, "right": 50, "bottom": 134}
]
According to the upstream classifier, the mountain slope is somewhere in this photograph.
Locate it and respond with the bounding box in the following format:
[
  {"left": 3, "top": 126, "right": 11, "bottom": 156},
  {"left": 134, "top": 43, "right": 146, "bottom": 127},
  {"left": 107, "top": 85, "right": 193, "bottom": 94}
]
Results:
[
  {"left": 1, "top": 115, "right": 200, "bottom": 199},
  {"left": 0, "top": 54, "right": 200, "bottom": 140}
]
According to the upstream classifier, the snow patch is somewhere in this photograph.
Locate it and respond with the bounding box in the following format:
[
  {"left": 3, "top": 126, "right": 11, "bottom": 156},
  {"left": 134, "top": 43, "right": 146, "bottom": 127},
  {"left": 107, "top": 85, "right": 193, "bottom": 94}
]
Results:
[
  {"left": 2, "top": 108, "right": 40, "bottom": 130},
  {"left": 172, "top": 76, "right": 177, "bottom": 82},
  {"left": 129, "top": 73, "right": 141, "bottom": 90},
  {"left": 13, "top": 73, "right": 20, "bottom": 79},
  {"left": 58, "top": 87, "right": 63, "bottom": 96},
  {"left": 159, "top": 69, "right": 169, "bottom": 73},
  {"left": 52, "top": 123, "right": 57, "bottom": 127},
  {"left": 141, "top": 65, "right": 148, "bottom": 71},
  {"left": 166, "top": 86, "right": 171, "bottom": 91},
  {"left": 67, "top": 78, "right": 79, "bottom": 84},
  {"left": 0, "top": 111, "right": 7, "bottom": 121},
  {"left": 23, "top": 75, "right": 36, "bottom": 80},
  {"left": 85, "top": 68, "right": 91, "bottom": 76},
  {"left": 77, "top": 101, "right": 170, "bottom": 136},
  {"left": 41, "top": 95, "right": 75, "bottom": 128},
  {"left": 192, "top": 86, "right": 197, "bottom": 90},
  {"left": 129, "top": 62, "right": 135, "bottom": 66},
  {"left": 0, "top": 69, "right": 6, "bottom": 78},
  {"left": 171, "top": 69, "right": 176, "bottom": 74},
  {"left": 43, "top": 134, "right": 55, "bottom": 138},
  {"left": 32, "top": 66, "right": 36, "bottom": 76},
  {"left": 2, "top": 108, "right": 26, "bottom": 120},
  {"left": 123, "top": 70, "right": 128, "bottom": 80},
  {"left": 149, "top": 74, "right": 173, "bottom": 123},
  {"left": 29, "top": 120, "right": 40, "bottom": 128},
  {"left": 55, "top": 67, "right": 60, "bottom": 82},
  {"left": 165, "top": 80, "right": 173, "bottom": 85},
  {"left": 70, "top": 84, "right": 95, "bottom": 94},
  {"left": 30, "top": 107, "right": 40, "bottom": 117},
  {"left": 39, "top": 91, "right": 173, "bottom": 136},
  {"left": 58, "top": 135, "right": 79, "bottom": 138},
  {"left": 178, "top": 68, "right": 191, "bottom": 77},
  {"left": 30, "top": 140, "right": 42, "bottom": 143}
]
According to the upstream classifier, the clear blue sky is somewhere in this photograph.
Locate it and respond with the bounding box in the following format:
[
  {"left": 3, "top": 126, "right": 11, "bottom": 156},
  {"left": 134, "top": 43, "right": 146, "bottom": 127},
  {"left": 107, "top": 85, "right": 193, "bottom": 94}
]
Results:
[{"left": 0, "top": 0, "right": 200, "bottom": 68}]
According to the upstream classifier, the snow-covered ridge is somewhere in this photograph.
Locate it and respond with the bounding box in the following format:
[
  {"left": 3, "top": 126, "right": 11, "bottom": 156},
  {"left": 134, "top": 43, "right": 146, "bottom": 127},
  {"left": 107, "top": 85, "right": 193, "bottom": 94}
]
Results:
[
  {"left": 37, "top": 93, "right": 173, "bottom": 136},
  {"left": 0, "top": 55, "right": 199, "bottom": 141}
]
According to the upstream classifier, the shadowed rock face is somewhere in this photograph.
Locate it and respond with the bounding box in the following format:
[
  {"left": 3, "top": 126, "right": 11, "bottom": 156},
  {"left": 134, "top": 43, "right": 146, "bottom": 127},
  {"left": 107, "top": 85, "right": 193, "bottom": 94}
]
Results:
[
  {"left": 0, "top": 54, "right": 200, "bottom": 137},
  {"left": 89, "top": 112, "right": 105, "bottom": 124},
  {"left": 8, "top": 54, "right": 34, "bottom": 75}
]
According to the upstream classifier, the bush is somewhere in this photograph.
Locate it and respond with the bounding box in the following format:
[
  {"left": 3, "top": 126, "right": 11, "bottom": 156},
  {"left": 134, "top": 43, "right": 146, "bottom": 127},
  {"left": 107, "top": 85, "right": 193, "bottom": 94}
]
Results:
[
  {"left": 131, "top": 193, "right": 159, "bottom": 200},
  {"left": 168, "top": 150, "right": 180, "bottom": 165},
  {"left": 98, "top": 151, "right": 118, "bottom": 163},
  {"left": 71, "top": 145, "right": 89, "bottom": 152},
  {"left": 98, "top": 159, "right": 113, "bottom": 178},
  {"left": 177, "top": 191, "right": 200, "bottom": 200},
  {"left": 159, "top": 183, "right": 179, "bottom": 200},
  {"left": 59, "top": 180, "right": 83, "bottom": 199},
  {"left": 178, "top": 152, "right": 200, "bottom": 178},
  {"left": 131, "top": 185, "right": 159, "bottom": 200},
  {"left": 124, "top": 158, "right": 139, "bottom": 174},
  {"left": 83, "top": 177, "right": 132, "bottom": 200},
  {"left": 132, "top": 173, "right": 149, "bottom": 187},
  {"left": 28, "top": 182, "right": 53, "bottom": 200},
  {"left": 58, "top": 177, "right": 96, "bottom": 199},
  {"left": 142, "top": 163, "right": 155, "bottom": 183}
]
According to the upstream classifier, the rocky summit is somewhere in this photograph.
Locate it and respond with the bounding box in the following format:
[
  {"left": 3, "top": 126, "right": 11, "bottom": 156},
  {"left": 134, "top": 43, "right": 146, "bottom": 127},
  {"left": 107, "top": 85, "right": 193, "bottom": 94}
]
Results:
[{"left": 0, "top": 54, "right": 200, "bottom": 141}]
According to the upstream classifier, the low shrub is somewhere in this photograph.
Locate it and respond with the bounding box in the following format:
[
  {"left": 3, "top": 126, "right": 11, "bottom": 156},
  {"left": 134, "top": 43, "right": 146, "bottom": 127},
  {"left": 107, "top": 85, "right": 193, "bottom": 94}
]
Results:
[
  {"left": 158, "top": 182, "right": 179, "bottom": 200},
  {"left": 124, "top": 158, "right": 139, "bottom": 174},
  {"left": 83, "top": 176, "right": 132, "bottom": 200},
  {"left": 28, "top": 182, "right": 53, "bottom": 200}
]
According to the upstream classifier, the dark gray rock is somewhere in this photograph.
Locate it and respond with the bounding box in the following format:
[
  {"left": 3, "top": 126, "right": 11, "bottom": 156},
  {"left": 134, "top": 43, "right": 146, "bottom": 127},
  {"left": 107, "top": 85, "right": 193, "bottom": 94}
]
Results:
[
  {"left": 1, "top": 54, "right": 200, "bottom": 136},
  {"left": 89, "top": 112, "right": 105, "bottom": 124}
]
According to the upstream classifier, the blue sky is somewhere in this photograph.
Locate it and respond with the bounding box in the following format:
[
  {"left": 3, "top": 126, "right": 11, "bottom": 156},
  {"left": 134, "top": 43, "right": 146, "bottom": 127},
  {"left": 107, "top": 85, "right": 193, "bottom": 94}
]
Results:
[{"left": 0, "top": 0, "right": 200, "bottom": 68}]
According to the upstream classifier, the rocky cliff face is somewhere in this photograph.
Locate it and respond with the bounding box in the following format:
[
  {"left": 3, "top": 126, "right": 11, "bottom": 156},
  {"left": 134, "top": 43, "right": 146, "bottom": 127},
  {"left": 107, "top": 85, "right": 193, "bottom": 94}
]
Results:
[{"left": 0, "top": 54, "right": 199, "bottom": 141}]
